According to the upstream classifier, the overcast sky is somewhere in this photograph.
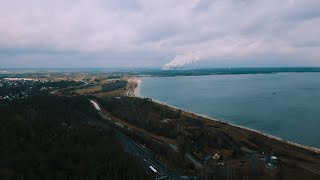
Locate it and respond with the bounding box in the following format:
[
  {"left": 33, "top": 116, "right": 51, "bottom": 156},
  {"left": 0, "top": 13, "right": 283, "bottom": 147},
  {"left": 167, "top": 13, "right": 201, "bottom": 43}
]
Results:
[{"left": 0, "top": 0, "right": 320, "bottom": 68}]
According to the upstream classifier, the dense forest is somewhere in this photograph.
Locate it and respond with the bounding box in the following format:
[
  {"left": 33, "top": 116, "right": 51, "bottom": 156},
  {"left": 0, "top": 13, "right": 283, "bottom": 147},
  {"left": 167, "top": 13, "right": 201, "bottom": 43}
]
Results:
[
  {"left": 0, "top": 95, "right": 148, "bottom": 180},
  {"left": 99, "top": 97, "right": 181, "bottom": 139},
  {"left": 101, "top": 80, "right": 127, "bottom": 92}
]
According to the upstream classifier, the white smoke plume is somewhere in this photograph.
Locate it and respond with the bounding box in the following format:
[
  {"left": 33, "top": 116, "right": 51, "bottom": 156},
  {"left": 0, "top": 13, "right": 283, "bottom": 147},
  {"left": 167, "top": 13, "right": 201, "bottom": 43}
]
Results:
[
  {"left": 162, "top": 38, "right": 297, "bottom": 70},
  {"left": 162, "top": 38, "right": 260, "bottom": 70},
  {"left": 163, "top": 53, "right": 202, "bottom": 70}
]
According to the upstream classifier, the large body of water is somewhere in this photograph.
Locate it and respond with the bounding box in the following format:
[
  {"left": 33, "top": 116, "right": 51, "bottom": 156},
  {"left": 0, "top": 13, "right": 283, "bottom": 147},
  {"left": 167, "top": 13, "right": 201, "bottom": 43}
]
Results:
[{"left": 140, "top": 73, "right": 320, "bottom": 148}]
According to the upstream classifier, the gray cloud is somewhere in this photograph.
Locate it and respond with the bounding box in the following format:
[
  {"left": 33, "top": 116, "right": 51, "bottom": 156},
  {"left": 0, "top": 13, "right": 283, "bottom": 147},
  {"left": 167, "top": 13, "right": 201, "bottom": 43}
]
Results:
[{"left": 0, "top": 0, "right": 319, "bottom": 68}]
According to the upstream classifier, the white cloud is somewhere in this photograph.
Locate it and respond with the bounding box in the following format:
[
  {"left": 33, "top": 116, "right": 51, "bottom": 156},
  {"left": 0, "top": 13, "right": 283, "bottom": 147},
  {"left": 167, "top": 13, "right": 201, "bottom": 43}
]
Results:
[{"left": 0, "top": 0, "right": 319, "bottom": 68}]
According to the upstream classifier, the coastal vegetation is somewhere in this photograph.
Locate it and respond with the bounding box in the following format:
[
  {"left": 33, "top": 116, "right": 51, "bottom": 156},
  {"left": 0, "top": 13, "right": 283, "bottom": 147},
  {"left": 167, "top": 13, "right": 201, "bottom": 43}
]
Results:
[
  {"left": 97, "top": 96, "right": 320, "bottom": 179},
  {"left": 101, "top": 80, "right": 127, "bottom": 92}
]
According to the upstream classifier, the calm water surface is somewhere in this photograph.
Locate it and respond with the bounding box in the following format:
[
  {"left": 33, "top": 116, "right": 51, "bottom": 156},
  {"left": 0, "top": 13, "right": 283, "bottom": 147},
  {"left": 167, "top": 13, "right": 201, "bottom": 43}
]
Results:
[{"left": 140, "top": 73, "right": 320, "bottom": 148}]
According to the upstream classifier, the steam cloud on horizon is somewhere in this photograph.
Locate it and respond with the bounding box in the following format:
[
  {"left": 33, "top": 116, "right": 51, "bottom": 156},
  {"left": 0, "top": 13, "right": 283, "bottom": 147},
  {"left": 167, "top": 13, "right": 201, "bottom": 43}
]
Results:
[
  {"left": 162, "top": 37, "right": 300, "bottom": 69},
  {"left": 0, "top": 0, "right": 320, "bottom": 68}
]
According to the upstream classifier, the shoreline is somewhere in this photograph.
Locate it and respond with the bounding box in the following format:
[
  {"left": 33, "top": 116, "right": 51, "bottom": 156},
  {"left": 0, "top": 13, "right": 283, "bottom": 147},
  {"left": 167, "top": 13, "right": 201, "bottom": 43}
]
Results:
[{"left": 130, "top": 77, "right": 320, "bottom": 154}]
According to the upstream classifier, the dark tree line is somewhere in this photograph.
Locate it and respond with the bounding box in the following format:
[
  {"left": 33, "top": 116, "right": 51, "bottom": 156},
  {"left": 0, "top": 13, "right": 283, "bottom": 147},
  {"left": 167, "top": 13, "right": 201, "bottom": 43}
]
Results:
[
  {"left": 101, "top": 80, "right": 127, "bottom": 92},
  {"left": 0, "top": 95, "right": 148, "bottom": 180},
  {"left": 35, "top": 80, "right": 83, "bottom": 88}
]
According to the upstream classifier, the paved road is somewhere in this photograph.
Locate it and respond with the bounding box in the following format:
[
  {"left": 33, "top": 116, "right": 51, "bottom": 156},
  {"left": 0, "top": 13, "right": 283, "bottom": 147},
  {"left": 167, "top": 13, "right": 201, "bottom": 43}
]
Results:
[
  {"left": 115, "top": 132, "right": 180, "bottom": 179},
  {"left": 89, "top": 100, "right": 183, "bottom": 180}
]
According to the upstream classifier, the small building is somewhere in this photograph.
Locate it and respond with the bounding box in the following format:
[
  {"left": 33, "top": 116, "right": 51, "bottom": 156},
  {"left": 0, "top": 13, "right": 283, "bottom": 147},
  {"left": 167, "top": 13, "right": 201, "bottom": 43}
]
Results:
[{"left": 213, "top": 153, "right": 221, "bottom": 160}]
